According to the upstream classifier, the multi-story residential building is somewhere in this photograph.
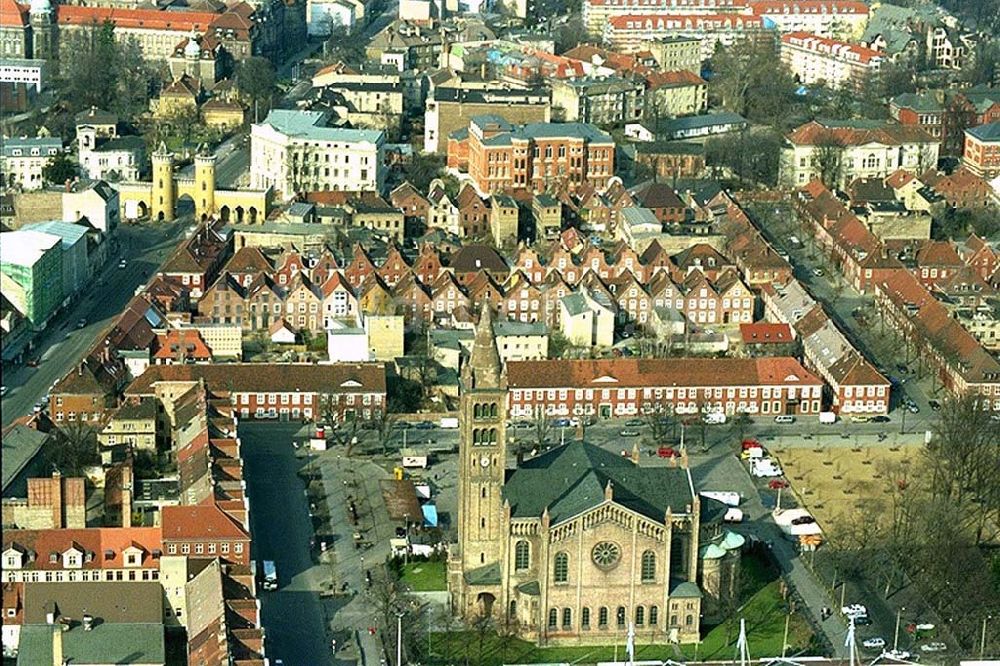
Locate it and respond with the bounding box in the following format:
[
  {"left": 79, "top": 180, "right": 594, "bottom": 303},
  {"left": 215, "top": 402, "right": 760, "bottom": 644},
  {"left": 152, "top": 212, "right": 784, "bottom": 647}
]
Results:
[
  {"left": 0, "top": 229, "right": 63, "bottom": 328},
  {"left": 159, "top": 223, "right": 231, "bottom": 300},
  {"left": 644, "top": 70, "right": 708, "bottom": 117},
  {"left": 551, "top": 76, "right": 645, "bottom": 127},
  {"left": 643, "top": 36, "right": 702, "bottom": 74},
  {"left": 559, "top": 290, "right": 616, "bottom": 347},
  {"left": 424, "top": 85, "right": 551, "bottom": 154},
  {"left": 2, "top": 527, "right": 163, "bottom": 583},
  {"left": 780, "top": 31, "right": 883, "bottom": 91},
  {"left": 490, "top": 194, "right": 520, "bottom": 246},
  {"left": 604, "top": 14, "right": 769, "bottom": 57},
  {"left": 2, "top": 473, "right": 86, "bottom": 530},
  {"left": 779, "top": 119, "right": 939, "bottom": 188},
  {"left": 890, "top": 86, "right": 1000, "bottom": 156},
  {"left": 76, "top": 110, "right": 146, "bottom": 183},
  {"left": 750, "top": 1, "right": 869, "bottom": 39},
  {"left": 925, "top": 25, "right": 972, "bottom": 71},
  {"left": 126, "top": 362, "right": 387, "bottom": 422},
  {"left": 582, "top": 0, "right": 745, "bottom": 35},
  {"left": 461, "top": 116, "right": 615, "bottom": 194},
  {"left": 250, "top": 109, "right": 384, "bottom": 200},
  {"left": 873, "top": 270, "right": 1000, "bottom": 409},
  {"left": 97, "top": 397, "right": 160, "bottom": 454},
  {"left": 160, "top": 505, "right": 251, "bottom": 565},
  {"left": 506, "top": 357, "right": 824, "bottom": 419},
  {"left": 0, "top": 136, "right": 61, "bottom": 190},
  {"left": 962, "top": 122, "right": 1000, "bottom": 179}
]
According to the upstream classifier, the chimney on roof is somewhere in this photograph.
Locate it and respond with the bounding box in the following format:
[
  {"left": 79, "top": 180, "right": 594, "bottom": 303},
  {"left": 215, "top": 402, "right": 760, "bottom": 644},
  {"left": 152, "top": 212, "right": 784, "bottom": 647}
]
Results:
[{"left": 82, "top": 613, "right": 94, "bottom": 631}]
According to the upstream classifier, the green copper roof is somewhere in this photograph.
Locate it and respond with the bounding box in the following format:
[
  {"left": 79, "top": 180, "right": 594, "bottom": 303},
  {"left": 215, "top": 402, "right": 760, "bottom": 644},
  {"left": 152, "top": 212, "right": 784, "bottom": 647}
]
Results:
[
  {"left": 700, "top": 543, "right": 726, "bottom": 560},
  {"left": 720, "top": 531, "right": 745, "bottom": 551},
  {"left": 516, "top": 580, "right": 541, "bottom": 596},
  {"left": 465, "top": 561, "right": 502, "bottom": 586},
  {"left": 670, "top": 579, "right": 703, "bottom": 598},
  {"left": 502, "top": 440, "right": 694, "bottom": 524}
]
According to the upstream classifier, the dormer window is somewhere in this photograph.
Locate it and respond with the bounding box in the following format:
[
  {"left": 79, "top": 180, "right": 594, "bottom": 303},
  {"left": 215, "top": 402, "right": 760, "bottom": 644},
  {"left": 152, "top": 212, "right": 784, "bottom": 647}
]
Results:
[
  {"left": 3, "top": 550, "right": 23, "bottom": 570},
  {"left": 49, "top": 552, "right": 59, "bottom": 563}
]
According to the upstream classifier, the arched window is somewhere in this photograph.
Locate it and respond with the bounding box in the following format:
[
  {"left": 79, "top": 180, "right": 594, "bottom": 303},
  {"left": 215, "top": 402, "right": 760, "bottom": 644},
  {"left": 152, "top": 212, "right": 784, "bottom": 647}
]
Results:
[
  {"left": 473, "top": 428, "right": 480, "bottom": 444},
  {"left": 616, "top": 606, "right": 626, "bottom": 628},
  {"left": 581, "top": 607, "right": 591, "bottom": 629},
  {"left": 490, "top": 403, "right": 497, "bottom": 417},
  {"left": 641, "top": 550, "right": 656, "bottom": 582},
  {"left": 548, "top": 608, "right": 558, "bottom": 628},
  {"left": 509, "top": 600, "right": 517, "bottom": 618},
  {"left": 685, "top": 614, "right": 694, "bottom": 626},
  {"left": 635, "top": 606, "right": 645, "bottom": 625},
  {"left": 474, "top": 404, "right": 481, "bottom": 418},
  {"left": 481, "top": 487, "right": 487, "bottom": 498},
  {"left": 515, "top": 541, "right": 529, "bottom": 571},
  {"left": 562, "top": 608, "right": 572, "bottom": 628},
  {"left": 649, "top": 606, "right": 659, "bottom": 625},
  {"left": 553, "top": 552, "right": 569, "bottom": 583},
  {"left": 598, "top": 607, "right": 608, "bottom": 627}
]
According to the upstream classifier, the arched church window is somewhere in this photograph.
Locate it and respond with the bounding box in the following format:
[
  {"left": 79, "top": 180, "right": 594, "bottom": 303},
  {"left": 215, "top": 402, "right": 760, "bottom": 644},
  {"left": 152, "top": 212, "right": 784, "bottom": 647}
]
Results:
[{"left": 515, "top": 541, "right": 529, "bottom": 571}]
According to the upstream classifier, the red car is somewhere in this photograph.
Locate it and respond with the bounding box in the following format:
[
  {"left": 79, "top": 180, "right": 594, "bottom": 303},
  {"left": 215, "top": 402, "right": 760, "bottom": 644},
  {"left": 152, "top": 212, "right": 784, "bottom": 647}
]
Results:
[
  {"left": 768, "top": 479, "right": 790, "bottom": 489},
  {"left": 741, "top": 438, "right": 760, "bottom": 450},
  {"left": 657, "top": 446, "right": 679, "bottom": 458}
]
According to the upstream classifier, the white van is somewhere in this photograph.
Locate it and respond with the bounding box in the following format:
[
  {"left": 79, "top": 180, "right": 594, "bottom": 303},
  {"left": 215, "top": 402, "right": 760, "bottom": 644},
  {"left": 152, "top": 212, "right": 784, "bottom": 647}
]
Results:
[
  {"left": 774, "top": 415, "right": 796, "bottom": 424},
  {"left": 703, "top": 412, "right": 727, "bottom": 425}
]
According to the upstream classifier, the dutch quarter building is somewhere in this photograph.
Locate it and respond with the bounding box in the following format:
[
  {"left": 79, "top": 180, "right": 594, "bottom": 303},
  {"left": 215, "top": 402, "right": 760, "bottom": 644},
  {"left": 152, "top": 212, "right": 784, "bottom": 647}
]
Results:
[{"left": 447, "top": 308, "right": 742, "bottom": 645}]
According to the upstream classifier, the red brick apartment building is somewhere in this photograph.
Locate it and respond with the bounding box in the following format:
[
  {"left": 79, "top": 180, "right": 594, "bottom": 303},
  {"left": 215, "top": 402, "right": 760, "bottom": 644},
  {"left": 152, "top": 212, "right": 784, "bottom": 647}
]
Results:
[
  {"left": 962, "top": 122, "right": 1000, "bottom": 179},
  {"left": 456, "top": 115, "right": 615, "bottom": 194},
  {"left": 506, "top": 357, "right": 824, "bottom": 419},
  {"left": 126, "top": 363, "right": 387, "bottom": 422}
]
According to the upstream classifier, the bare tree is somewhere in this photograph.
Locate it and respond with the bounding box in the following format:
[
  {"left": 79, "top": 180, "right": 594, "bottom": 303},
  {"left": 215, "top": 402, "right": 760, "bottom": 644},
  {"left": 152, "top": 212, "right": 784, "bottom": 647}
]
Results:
[
  {"left": 531, "top": 406, "right": 551, "bottom": 452},
  {"left": 813, "top": 130, "right": 846, "bottom": 189}
]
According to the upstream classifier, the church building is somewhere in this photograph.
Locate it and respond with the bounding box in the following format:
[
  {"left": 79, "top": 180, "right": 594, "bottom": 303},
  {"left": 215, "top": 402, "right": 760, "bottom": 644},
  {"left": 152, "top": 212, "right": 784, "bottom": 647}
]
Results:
[{"left": 448, "top": 308, "right": 742, "bottom": 646}]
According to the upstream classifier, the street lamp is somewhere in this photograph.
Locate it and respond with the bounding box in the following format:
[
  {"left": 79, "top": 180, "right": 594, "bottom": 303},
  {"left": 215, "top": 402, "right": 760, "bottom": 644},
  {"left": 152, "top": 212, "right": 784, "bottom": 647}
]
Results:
[
  {"left": 982, "top": 615, "right": 993, "bottom": 659},
  {"left": 397, "top": 611, "right": 405, "bottom": 666},
  {"left": 893, "top": 606, "right": 906, "bottom": 651}
]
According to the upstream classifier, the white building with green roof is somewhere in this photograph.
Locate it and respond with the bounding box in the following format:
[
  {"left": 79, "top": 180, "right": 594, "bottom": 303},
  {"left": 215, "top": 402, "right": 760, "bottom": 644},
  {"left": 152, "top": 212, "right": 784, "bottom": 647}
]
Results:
[{"left": 250, "top": 109, "right": 385, "bottom": 200}]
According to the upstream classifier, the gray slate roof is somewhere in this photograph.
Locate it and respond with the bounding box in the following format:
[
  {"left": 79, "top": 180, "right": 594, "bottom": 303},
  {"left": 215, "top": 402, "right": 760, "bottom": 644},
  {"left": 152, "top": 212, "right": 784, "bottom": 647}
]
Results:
[{"left": 502, "top": 440, "right": 695, "bottom": 524}]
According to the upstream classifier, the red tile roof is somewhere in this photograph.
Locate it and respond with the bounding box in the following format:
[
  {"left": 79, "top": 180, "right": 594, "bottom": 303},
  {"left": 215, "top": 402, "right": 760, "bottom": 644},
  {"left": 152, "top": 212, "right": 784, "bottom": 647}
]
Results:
[
  {"left": 161, "top": 505, "right": 249, "bottom": 541},
  {"left": 55, "top": 4, "right": 221, "bottom": 31},
  {"left": 781, "top": 31, "right": 884, "bottom": 64},
  {"left": 507, "top": 357, "right": 822, "bottom": 389},
  {"left": 787, "top": 120, "right": 936, "bottom": 146},
  {"left": 645, "top": 69, "right": 707, "bottom": 89},
  {"left": 3, "top": 527, "right": 163, "bottom": 570},
  {"left": 739, "top": 322, "right": 793, "bottom": 344},
  {"left": 126, "top": 362, "right": 386, "bottom": 396},
  {"left": 0, "top": 0, "right": 26, "bottom": 27}
]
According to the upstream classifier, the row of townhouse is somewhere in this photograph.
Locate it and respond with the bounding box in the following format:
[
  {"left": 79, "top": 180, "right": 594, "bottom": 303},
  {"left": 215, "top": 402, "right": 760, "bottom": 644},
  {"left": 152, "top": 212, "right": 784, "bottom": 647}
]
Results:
[
  {"left": 125, "top": 362, "right": 387, "bottom": 423},
  {"left": 505, "top": 357, "right": 825, "bottom": 419},
  {"left": 873, "top": 270, "right": 1000, "bottom": 409},
  {"left": 761, "top": 281, "right": 889, "bottom": 415},
  {"left": 794, "top": 181, "right": 1000, "bottom": 408}
]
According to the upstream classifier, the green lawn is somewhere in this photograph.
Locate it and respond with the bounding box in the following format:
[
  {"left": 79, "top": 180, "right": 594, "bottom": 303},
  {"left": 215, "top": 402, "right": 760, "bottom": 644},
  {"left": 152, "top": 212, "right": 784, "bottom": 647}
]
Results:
[
  {"left": 423, "top": 631, "right": 680, "bottom": 666},
  {"left": 400, "top": 561, "right": 447, "bottom": 591},
  {"left": 417, "top": 554, "right": 814, "bottom": 665}
]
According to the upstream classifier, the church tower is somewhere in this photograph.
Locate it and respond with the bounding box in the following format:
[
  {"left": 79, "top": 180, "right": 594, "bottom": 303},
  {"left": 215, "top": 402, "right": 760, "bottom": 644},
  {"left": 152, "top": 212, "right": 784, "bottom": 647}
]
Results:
[
  {"left": 455, "top": 306, "right": 508, "bottom": 590},
  {"left": 28, "top": 0, "right": 57, "bottom": 65},
  {"left": 150, "top": 143, "right": 176, "bottom": 222}
]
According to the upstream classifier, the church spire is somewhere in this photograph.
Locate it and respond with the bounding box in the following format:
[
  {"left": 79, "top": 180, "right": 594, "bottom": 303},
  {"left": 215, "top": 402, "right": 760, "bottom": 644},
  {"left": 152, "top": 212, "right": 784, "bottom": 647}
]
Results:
[{"left": 467, "top": 306, "right": 501, "bottom": 389}]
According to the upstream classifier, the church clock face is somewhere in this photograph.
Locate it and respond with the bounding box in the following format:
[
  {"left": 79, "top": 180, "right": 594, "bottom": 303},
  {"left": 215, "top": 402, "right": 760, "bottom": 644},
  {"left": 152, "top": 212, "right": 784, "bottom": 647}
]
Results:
[
  {"left": 592, "top": 541, "right": 621, "bottom": 570},
  {"left": 480, "top": 454, "right": 490, "bottom": 468}
]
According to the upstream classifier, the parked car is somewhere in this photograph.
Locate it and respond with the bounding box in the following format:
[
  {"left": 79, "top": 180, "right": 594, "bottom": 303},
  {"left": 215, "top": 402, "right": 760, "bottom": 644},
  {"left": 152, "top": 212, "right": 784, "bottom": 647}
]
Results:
[
  {"left": 920, "top": 643, "right": 947, "bottom": 653},
  {"left": 791, "top": 515, "right": 816, "bottom": 525},
  {"left": 871, "top": 415, "right": 890, "bottom": 423},
  {"left": 552, "top": 418, "right": 571, "bottom": 428},
  {"left": 26, "top": 358, "right": 40, "bottom": 367},
  {"left": 907, "top": 403, "right": 919, "bottom": 414},
  {"left": 0, "top": 386, "right": 7, "bottom": 397},
  {"left": 76, "top": 318, "right": 87, "bottom": 328},
  {"left": 625, "top": 418, "right": 644, "bottom": 426},
  {"left": 118, "top": 259, "right": 128, "bottom": 269},
  {"left": 862, "top": 638, "right": 886, "bottom": 651},
  {"left": 854, "top": 615, "right": 873, "bottom": 626},
  {"left": 842, "top": 604, "right": 868, "bottom": 618},
  {"left": 774, "top": 415, "right": 796, "bottom": 424},
  {"left": 619, "top": 429, "right": 640, "bottom": 437},
  {"left": 768, "top": 479, "right": 790, "bottom": 489},
  {"left": 516, "top": 421, "right": 533, "bottom": 430},
  {"left": 883, "top": 649, "right": 911, "bottom": 660},
  {"left": 657, "top": 446, "right": 678, "bottom": 458},
  {"left": 812, "top": 268, "right": 824, "bottom": 277},
  {"left": 415, "top": 421, "right": 435, "bottom": 430},
  {"left": 751, "top": 459, "right": 783, "bottom": 478},
  {"left": 928, "top": 400, "right": 941, "bottom": 411}
]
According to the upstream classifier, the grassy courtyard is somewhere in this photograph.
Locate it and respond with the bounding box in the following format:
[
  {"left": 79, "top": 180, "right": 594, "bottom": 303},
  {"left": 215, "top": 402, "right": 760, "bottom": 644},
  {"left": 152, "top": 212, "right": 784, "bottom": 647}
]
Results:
[{"left": 400, "top": 560, "right": 448, "bottom": 591}]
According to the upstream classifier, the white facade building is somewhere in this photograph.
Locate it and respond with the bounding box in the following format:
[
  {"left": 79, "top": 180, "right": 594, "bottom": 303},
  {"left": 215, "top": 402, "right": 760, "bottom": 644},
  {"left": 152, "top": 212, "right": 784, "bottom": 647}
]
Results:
[
  {"left": 780, "top": 31, "right": 883, "bottom": 90},
  {"left": 0, "top": 137, "right": 62, "bottom": 190},
  {"left": 250, "top": 109, "right": 385, "bottom": 200},
  {"left": 307, "top": 0, "right": 356, "bottom": 36}
]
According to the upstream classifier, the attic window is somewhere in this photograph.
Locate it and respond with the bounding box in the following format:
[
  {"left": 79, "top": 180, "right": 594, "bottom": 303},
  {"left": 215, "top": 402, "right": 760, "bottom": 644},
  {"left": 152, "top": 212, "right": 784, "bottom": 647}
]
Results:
[
  {"left": 152, "top": 549, "right": 162, "bottom": 559},
  {"left": 49, "top": 552, "right": 58, "bottom": 563},
  {"left": 104, "top": 549, "right": 115, "bottom": 560}
]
